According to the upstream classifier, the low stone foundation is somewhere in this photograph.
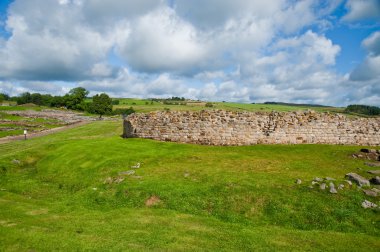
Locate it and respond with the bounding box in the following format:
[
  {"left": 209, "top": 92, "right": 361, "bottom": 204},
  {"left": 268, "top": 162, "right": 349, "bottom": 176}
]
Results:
[{"left": 123, "top": 110, "right": 380, "bottom": 146}]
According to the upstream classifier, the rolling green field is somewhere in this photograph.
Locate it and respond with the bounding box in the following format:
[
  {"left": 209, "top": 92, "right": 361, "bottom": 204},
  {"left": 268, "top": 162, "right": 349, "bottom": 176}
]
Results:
[
  {"left": 0, "top": 120, "right": 379, "bottom": 251},
  {"left": 112, "top": 98, "right": 345, "bottom": 113}
]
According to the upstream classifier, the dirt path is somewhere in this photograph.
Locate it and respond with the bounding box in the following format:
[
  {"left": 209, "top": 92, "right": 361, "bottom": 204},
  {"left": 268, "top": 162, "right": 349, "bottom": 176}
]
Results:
[{"left": 0, "top": 121, "right": 91, "bottom": 144}]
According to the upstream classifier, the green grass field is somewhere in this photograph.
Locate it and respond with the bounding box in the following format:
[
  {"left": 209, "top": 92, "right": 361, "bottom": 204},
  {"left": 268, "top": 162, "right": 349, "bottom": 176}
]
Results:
[
  {"left": 112, "top": 98, "right": 345, "bottom": 114},
  {"left": 0, "top": 120, "right": 379, "bottom": 251}
]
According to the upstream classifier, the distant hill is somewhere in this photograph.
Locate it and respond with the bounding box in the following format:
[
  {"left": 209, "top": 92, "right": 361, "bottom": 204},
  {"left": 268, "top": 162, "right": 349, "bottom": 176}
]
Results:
[{"left": 264, "top": 102, "right": 332, "bottom": 108}]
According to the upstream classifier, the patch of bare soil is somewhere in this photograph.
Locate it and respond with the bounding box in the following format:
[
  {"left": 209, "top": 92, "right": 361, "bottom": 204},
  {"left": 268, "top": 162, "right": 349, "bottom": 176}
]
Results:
[{"left": 145, "top": 196, "right": 161, "bottom": 207}]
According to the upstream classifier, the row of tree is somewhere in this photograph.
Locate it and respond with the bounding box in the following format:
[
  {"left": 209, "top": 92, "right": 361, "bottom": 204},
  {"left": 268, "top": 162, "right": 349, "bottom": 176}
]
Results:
[
  {"left": 344, "top": 104, "right": 380, "bottom": 116},
  {"left": 0, "top": 87, "right": 130, "bottom": 118}
]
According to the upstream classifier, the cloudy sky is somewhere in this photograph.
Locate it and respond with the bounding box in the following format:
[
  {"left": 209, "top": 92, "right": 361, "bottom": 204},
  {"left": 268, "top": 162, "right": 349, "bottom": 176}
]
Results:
[{"left": 0, "top": 0, "right": 379, "bottom": 106}]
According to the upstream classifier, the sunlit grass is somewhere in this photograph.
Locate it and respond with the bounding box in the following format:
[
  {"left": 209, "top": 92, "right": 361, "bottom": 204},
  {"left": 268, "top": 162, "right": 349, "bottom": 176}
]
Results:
[{"left": 0, "top": 121, "right": 379, "bottom": 250}]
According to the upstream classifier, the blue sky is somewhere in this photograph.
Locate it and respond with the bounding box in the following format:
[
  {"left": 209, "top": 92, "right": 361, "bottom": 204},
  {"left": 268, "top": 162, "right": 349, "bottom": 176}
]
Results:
[{"left": 0, "top": 0, "right": 379, "bottom": 106}]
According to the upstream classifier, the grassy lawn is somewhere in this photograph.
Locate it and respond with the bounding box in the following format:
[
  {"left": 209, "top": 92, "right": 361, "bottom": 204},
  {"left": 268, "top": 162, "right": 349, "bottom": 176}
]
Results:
[{"left": 0, "top": 121, "right": 379, "bottom": 251}]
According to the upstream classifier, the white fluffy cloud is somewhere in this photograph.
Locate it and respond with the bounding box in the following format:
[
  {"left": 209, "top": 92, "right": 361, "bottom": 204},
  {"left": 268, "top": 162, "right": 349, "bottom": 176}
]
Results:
[
  {"left": 118, "top": 7, "right": 206, "bottom": 73},
  {"left": 0, "top": 0, "right": 378, "bottom": 106},
  {"left": 342, "top": 0, "right": 380, "bottom": 21},
  {"left": 350, "top": 31, "right": 380, "bottom": 81}
]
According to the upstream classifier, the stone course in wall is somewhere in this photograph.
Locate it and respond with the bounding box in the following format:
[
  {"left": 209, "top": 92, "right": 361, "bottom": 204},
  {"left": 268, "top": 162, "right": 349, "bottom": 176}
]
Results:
[{"left": 123, "top": 110, "right": 380, "bottom": 146}]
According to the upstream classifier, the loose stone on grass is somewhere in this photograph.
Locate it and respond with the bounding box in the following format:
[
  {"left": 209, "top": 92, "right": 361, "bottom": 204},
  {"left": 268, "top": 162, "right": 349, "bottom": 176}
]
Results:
[
  {"left": 329, "top": 182, "right": 337, "bottom": 194},
  {"left": 338, "top": 184, "right": 344, "bottom": 190},
  {"left": 345, "top": 173, "right": 370, "bottom": 187},
  {"left": 362, "top": 200, "right": 378, "bottom": 209},
  {"left": 365, "top": 163, "right": 380, "bottom": 167},
  {"left": 325, "top": 177, "right": 335, "bottom": 181},
  {"left": 362, "top": 189, "right": 378, "bottom": 197},
  {"left": 103, "top": 177, "right": 113, "bottom": 184},
  {"left": 367, "top": 170, "right": 380, "bottom": 175},
  {"left": 131, "top": 163, "right": 141, "bottom": 169},
  {"left": 11, "top": 159, "right": 20, "bottom": 165},
  {"left": 344, "top": 180, "right": 353, "bottom": 186},
  {"left": 103, "top": 176, "right": 125, "bottom": 184},
  {"left": 119, "top": 170, "right": 135, "bottom": 176},
  {"left": 320, "top": 183, "right": 326, "bottom": 190},
  {"left": 295, "top": 179, "right": 302, "bottom": 184},
  {"left": 113, "top": 177, "right": 125, "bottom": 184}
]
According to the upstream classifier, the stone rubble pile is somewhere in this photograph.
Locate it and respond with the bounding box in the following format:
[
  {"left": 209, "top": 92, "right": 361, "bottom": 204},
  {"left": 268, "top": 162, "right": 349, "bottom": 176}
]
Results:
[
  {"left": 296, "top": 158, "right": 380, "bottom": 209},
  {"left": 124, "top": 110, "right": 380, "bottom": 146},
  {"left": 5, "top": 109, "right": 96, "bottom": 124}
]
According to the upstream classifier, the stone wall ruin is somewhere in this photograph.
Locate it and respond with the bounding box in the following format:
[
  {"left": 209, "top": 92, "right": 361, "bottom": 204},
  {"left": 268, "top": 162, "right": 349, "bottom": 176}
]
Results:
[{"left": 123, "top": 110, "right": 380, "bottom": 146}]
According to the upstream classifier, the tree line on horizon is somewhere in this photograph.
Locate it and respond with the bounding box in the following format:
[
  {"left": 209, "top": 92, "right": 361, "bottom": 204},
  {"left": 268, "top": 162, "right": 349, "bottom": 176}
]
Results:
[
  {"left": 1, "top": 90, "right": 379, "bottom": 116},
  {"left": 0, "top": 87, "right": 135, "bottom": 118}
]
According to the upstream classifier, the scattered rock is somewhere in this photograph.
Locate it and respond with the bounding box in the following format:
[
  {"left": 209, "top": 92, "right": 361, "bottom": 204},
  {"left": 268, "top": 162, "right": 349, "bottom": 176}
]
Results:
[
  {"left": 131, "top": 175, "right": 143, "bottom": 179},
  {"left": 314, "top": 177, "right": 323, "bottom": 182},
  {"left": 354, "top": 150, "right": 380, "bottom": 161},
  {"left": 119, "top": 170, "right": 135, "bottom": 176},
  {"left": 131, "top": 163, "right": 141, "bottom": 169},
  {"left": 184, "top": 172, "right": 190, "bottom": 178},
  {"left": 338, "top": 184, "right": 344, "bottom": 190},
  {"left": 371, "top": 188, "right": 380, "bottom": 194},
  {"left": 320, "top": 183, "right": 326, "bottom": 190},
  {"left": 113, "top": 177, "right": 125, "bottom": 184},
  {"left": 103, "top": 177, "right": 113, "bottom": 184},
  {"left": 325, "top": 177, "right": 335, "bottom": 181},
  {"left": 329, "top": 182, "right": 337, "bottom": 194},
  {"left": 361, "top": 200, "right": 378, "bottom": 209},
  {"left": 11, "top": 159, "right": 21, "bottom": 165},
  {"left": 295, "top": 179, "right": 302, "bottom": 184},
  {"left": 364, "top": 162, "right": 380, "bottom": 167},
  {"left": 311, "top": 181, "right": 318, "bottom": 185},
  {"left": 362, "top": 189, "right": 378, "bottom": 197},
  {"left": 145, "top": 195, "right": 161, "bottom": 207},
  {"left": 368, "top": 170, "right": 380, "bottom": 175},
  {"left": 370, "top": 176, "right": 380, "bottom": 185},
  {"left": 103, "top": 176, "right": 125, "bottom": 184},
  {"left": 344, "top": 180, "right": 352, "bottom": 186},
  {"left": 345, "top": 173, "right": 370, "bottom": 187}
]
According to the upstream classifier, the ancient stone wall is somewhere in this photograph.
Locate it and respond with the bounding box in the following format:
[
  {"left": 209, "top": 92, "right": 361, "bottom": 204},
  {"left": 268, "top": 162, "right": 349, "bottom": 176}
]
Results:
[{"left": 124, "top": 110, "right": 380, "bottom": 146}]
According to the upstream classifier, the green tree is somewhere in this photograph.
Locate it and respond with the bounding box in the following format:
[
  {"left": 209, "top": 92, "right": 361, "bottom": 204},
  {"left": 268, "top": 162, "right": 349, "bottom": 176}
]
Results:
[
  {"left": 17, "top": 92, "right": 31, "bottom": 105},
  {"left": 64, "top": 87, "right": 89, "bottom": 110},
  {"left": 0, "top": 93, "right": 10, "bottom": 103},
  {"left": 30, "top": 93, "right": 43, "bottom": 105},
  {"left": 89, "top": 93, "right": 113, "bottom": 118}
]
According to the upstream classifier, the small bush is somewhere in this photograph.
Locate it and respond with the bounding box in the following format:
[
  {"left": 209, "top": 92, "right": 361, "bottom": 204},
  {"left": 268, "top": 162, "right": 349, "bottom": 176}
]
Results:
[
  {"left": 112, "top": 100, "right": 120, "bottom": 105},
  {"left": 205, "top": 102, "right": 213, "bottom": 108},
  {"left": 112, "top": 107, "right": 135, "bottom": 116}
]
